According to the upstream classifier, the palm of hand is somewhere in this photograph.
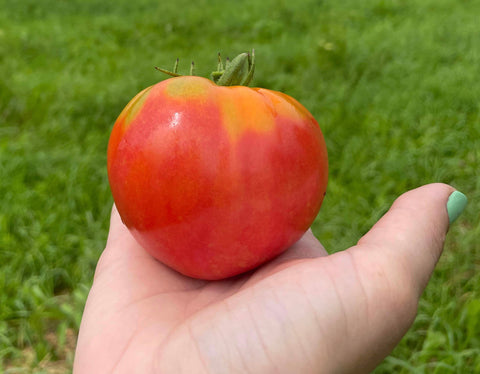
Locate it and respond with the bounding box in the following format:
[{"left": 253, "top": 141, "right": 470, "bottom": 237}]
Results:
[
  {"left": 75, "top": 214, "right": 393, "bottom": 374},
  {"left": 76, "top": 183, "right": 453, "bottom": 374},
  {"left": 76, "top": 217, "right": 349, "bottom": 373}
]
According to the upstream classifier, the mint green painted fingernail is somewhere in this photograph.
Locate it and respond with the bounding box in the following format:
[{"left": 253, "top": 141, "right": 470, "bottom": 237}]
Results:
[{"left": 447, "top": 191, "right": 467, "bottom": 224}]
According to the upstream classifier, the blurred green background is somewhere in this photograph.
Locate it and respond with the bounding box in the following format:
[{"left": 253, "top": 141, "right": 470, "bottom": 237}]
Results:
[{"left": 1, "top": 0, "right": 479, "bottom": 372}]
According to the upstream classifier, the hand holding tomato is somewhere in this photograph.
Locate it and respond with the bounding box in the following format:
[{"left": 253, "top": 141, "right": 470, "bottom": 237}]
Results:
[
  {"left": 107, "top": 51, "right": 328, "bottom": 279},
  {"left": 74, "top": 184, "right": 460, "bottom": 373}
]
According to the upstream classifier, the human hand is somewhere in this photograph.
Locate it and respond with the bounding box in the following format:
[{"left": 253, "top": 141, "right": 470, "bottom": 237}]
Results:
[{"left": 73, "top": 183, "right": 466, "bottom": 373}]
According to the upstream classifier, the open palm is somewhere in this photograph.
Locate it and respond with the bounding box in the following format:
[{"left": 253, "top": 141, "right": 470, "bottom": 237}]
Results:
[{"left": 74, "top": 184, "right": 456, "bottom": 373}]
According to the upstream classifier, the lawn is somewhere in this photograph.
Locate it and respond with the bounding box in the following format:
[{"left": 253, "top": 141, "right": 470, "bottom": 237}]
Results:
[{"left": 1, "top": 0, "right": 479, "bottom": 372}]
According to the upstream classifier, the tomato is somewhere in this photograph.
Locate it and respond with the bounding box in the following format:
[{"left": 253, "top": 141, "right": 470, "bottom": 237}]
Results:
[{"left": 107, "top": 52, "right": 328, "bottom": 280}]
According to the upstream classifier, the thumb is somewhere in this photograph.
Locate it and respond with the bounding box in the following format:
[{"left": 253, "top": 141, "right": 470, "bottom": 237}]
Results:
[
  {"left": 354, "top": 183, "right": 467, "bottom": 297},
  {"left": 334, "top": 183, "right": 467, "bottom": 372}
]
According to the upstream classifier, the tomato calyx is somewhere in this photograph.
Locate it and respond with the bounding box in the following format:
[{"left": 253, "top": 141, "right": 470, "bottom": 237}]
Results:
[
  {"left": 211, "top": 50, "right": 255, "bottom": 86},
  {"left": 155, "top": 50, "right": 255, "bottom": 87}
]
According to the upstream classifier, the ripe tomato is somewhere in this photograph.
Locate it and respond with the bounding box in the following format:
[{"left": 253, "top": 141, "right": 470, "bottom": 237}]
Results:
[{"left": 107, "top": 53, "right": 328, "bottom": 280}]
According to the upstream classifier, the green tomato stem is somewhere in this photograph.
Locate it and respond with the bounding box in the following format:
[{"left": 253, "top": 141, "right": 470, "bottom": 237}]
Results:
[
  {"left": 214, "top": 50, "right": 255, "bottom": 86},
  {"left": 156, "top": 50, "right": 255, "bottom": 87}
]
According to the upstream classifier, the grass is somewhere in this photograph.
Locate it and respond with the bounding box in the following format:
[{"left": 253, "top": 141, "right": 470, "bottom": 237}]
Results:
[{"left": 0, "top": 0, "right": 479, "bottom": 372}]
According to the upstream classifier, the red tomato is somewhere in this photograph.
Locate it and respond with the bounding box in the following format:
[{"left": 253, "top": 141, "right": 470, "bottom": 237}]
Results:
[{"left": 107, "top": 75, "right": 328, "bottom": 280}]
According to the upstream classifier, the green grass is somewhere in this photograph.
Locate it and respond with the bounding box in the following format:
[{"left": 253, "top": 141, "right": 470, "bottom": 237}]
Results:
[{"left": 1, "top": 0, "right": 479, "bottom": 372}]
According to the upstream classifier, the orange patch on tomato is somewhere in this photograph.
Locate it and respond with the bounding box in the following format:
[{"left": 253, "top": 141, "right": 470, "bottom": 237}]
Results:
[
  {"left": 218, "top": 86, "right": 275, "bottom": 141},
  {"left": 118, "top": 86, "right": 153, "bottom": 131},
  {"left": 256, "top": 88, "right": 314, "bottom": 123}
]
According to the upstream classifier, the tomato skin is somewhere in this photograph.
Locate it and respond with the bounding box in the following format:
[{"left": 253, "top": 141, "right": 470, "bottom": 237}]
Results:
[{"left": 107, "top": 76, "right": 328, "bottom": 280}]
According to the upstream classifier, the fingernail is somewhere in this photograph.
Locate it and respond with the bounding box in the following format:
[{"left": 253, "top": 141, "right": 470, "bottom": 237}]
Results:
[{"left": 447, "top": 191, "right": 467, "bottom": 224}]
